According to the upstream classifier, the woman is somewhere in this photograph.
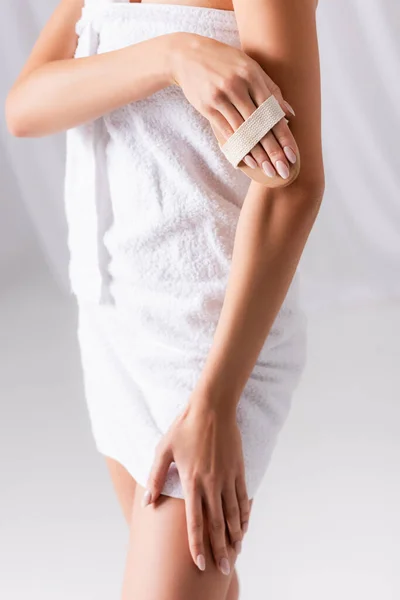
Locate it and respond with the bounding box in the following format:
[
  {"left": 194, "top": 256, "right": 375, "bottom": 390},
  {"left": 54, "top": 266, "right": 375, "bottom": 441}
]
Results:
[{"left": 6, "top": 0, "right": 324, "bottom": 597}]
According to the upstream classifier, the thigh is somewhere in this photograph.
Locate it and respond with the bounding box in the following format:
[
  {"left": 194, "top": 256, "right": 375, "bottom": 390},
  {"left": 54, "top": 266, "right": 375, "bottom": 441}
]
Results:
[
  {"left": 105, "top": 456, "right": 137, "bottom": 525},
  {"left": 121, "top": 482, "right": 254, "bottom": 600}
]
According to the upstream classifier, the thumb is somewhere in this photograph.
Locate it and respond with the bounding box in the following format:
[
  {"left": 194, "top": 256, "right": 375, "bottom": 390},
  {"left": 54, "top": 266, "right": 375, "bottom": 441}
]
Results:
[{"left": 142, "top": 442, "right": 174, "bottom": 507}]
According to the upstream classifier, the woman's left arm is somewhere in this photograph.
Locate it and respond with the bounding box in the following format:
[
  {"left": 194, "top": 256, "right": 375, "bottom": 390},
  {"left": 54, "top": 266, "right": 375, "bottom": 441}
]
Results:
[
  {"left": 144, "top": 0, "right": 325, "bottom": 573},
  {"left": 194, "top": 0, "right": 325, "bottom": 410}
]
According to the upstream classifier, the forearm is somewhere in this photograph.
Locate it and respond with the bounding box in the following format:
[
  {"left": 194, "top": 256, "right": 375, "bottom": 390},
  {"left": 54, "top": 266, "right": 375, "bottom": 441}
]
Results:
[
  {"left": 196, "top": 183, "right": 321, "bottom": 409},
  {"left": 6, "top": 32, "right": 178, "bottom": 137}
]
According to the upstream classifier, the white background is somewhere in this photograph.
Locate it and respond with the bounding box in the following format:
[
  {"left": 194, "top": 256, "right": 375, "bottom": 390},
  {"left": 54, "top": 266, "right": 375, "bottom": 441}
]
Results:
[{"left": 1, "top": 1, "right": 399, "bottom": 599}]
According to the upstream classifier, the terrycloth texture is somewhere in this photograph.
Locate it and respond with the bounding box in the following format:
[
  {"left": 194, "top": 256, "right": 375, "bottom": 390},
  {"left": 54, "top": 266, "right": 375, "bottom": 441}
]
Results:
[{"left": 65, "top": 0, "right": 308, "bottom": 499}]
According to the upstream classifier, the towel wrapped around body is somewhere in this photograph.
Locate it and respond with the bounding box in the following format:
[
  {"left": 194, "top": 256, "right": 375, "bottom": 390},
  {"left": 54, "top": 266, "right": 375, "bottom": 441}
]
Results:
[{"left": 65, "top": 0, "right": 308, "bottom": 499}]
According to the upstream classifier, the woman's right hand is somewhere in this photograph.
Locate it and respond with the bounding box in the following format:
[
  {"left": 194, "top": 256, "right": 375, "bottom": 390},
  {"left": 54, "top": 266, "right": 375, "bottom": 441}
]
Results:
[
  {"left": 168, "top": 32, "right": 298, "bottom": 180},
  {"left": 143, "top": 391, "right": 250, "bottom": 575}
]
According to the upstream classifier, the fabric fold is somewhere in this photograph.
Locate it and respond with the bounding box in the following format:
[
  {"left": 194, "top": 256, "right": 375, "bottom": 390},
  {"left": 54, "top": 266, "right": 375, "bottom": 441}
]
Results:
[{"left": 64, "top": 6, "right": 115, "bottom": 304}]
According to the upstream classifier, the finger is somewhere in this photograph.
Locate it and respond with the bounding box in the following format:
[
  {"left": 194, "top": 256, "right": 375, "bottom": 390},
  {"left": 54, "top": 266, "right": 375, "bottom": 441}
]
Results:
[
  {"left": 258, "top": 71, "right": 296, "bottom": 118},
  {"left": 283, "top": 98, "right": 296, "bottom": 117},
  {"left": 221, "top": 94, "right": 271, "bottom": 168},
  {"left": 211, "top": 97, "right": 270, "bottom": 169},
  {"left": 221, "top": 484, "right": 243, "bottom": 555},
  {"left": 204, "top": 490, "right": 231, "bottom": 576},
  {"left": 246, "top": 83, "right": 295, "bottom": 179},
  {"left": 258, "top": 129, "right": 291, "bottom": 180},
  {"left": 143, "top": 442, "right": 173, "bottom": 506},
  {"left": 274, "top": 92, "right": 296, "bottom": 119},
  {"left": 208, "top": 106, "right": 262, "bottom": 171},
  {"left": 250, "top": 79, "right": 299, "bottom": 165},
  {"left": 229, "top": 90, "right": 279, "bottom": 174},
  {"left": 270, "top": 117, "right": 299, "bottom": 164},
  {"left": 247, "top": 83, "right": 292, "bottom": 176},
  {"left": 235, "top": 472, "right": 251, "bottom": 535},
  {"left": 183, "top": 480, "right": 206, "bottom": 571}
]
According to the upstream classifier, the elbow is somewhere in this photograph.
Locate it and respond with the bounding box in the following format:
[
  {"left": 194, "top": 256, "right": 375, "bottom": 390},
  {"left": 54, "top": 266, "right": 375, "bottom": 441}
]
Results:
[
  {"left": 298, "top": 176, "right": 325, "bottom": 209},
  {"left": 285, "top": 167, "right": 326, "bottom": 212},
  {"left": 5, "top": 89, "right": 35, "bottom": 138}
]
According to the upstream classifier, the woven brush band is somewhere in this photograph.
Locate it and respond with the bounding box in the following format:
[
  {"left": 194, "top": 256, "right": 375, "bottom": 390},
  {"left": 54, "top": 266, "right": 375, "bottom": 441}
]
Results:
[{"left": 220, "top": 95, "right": 285, "bottom": 168}]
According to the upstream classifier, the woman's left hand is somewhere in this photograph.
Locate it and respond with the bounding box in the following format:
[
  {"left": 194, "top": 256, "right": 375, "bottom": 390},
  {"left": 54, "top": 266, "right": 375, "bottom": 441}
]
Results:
[{"left": 142, "top": 390, "right": 250, "bottom": 575}]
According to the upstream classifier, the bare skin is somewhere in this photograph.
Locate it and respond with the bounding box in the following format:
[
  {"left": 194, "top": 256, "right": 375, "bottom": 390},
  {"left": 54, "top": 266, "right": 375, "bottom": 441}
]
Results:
[
  {"left": 143, "top": 0, "right": 324, "bottom": 581},
  {"left": 7, "top": 0, "right": 323, "bottom": 596},
  {"left": 105, "top": 456, "right": 252, "bottom": 599}
]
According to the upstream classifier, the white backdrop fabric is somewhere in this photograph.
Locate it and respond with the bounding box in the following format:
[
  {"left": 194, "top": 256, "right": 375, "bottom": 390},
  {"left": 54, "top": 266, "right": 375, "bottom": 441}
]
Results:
[{"left": 1, "top": 0, "right": 399, "bottom": 312}]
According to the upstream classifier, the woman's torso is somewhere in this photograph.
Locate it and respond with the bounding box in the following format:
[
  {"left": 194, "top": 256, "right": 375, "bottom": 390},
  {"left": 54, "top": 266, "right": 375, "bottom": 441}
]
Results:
[{"left": 67, "top": 0, "right": 303, "bottom": 348}]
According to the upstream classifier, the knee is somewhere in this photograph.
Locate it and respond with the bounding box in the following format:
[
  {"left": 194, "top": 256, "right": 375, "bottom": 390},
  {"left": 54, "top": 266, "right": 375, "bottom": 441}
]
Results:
[{"left": 225, "top": 568, "right": 240, "bottom": 600}]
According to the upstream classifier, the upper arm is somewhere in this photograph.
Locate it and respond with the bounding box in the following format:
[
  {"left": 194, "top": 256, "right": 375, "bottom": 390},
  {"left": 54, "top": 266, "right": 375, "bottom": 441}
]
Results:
[
  {"left": 11, "top": 0, "right": 84, "bottom": 89},
  {"left": 233, "top": 0, "right": 324, "bottom": 191}
]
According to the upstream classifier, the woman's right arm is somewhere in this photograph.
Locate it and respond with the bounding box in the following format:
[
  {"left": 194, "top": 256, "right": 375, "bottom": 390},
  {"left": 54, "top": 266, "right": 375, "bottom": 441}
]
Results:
[
  {"left": 5, "top": 0, "right": 299, "bottom": 176},
  {"left": 5, "top": 0, "right": 178, "bottom": 137}
]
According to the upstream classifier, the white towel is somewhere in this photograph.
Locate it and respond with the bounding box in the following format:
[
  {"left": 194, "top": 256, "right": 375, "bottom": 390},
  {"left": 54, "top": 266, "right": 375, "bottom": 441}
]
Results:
[{"left": 65, "top": 0, "right": 308, "bottom": 499}]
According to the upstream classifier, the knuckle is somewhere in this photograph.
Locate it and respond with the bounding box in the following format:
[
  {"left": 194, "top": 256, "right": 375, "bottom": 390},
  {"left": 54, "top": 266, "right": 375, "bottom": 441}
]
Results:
[
  {"left": 208, "top": 84, "right": 225, "bottom": 104},
  {"left": 239, "top": 500, "right": 250, "bottom": 516},
  {"left": 240, "top": 508, "right": 250, "bottom": 523},
  {"left": 236, "top": 483, "right": 247, "bottom": 498},
  {"left": 185, "top": 472, "right": 200, "bottom": 490},
  {"left": 220, "top": 123, "right": 233, "bottom": 139},
  {"left": 214, "top": 545, "right": 228, "bottom": 559},
  {"left": 270, "top": 82, "right": 282, "bottom": 97},
  {"left": 199, "top": 101, "right": 213, "bottom": 118},
  {"left": 268, "top": 147, "right": 285, "bottom": 160},
  {"left": 189, "top": 519, "right": 203, "bottom": 535},
  {"left": 224, "top": 503, "right": 240, "bottom": 520},
  {"left": 237, "top": 491, "right": 248, "bottom": 507},
  {"left": 249, "top": 144, "right": 265, "bottom": 159},
  {"left": 230, "top": 528, "right": 243, "bottom": 543},
  {"left": 278, "top": 135, "right": 294, "bottom": 148},
  {"left": 210, "top": 518, "right": 225, "bottom": 533},
  {"left": 190, "top": 515, "right": 203, "bottom": 529},
  {"left": 236, "top": 474, "right": 248, "bottom": 496},
  {"left": 236, "top": 61, "right": 253, "bottom": 82},
  {"left": 205, "top": 472, "right": 219, "bottom": 487},
  {"left": 220, "top": 74, "right": 240, "bottom": 94},
  {"left": 238, "top": 495, "right": 250, "bottom": 510}
]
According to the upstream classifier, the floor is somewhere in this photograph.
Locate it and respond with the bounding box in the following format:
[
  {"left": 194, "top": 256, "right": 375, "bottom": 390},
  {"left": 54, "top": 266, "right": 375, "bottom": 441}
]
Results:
[{"left": 1, "top": 259, "right": 399, "bottom": 600}]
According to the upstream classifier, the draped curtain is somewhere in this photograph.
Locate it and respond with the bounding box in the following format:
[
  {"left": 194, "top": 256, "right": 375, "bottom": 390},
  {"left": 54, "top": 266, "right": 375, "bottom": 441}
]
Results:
[{"left": 1, "top": 0, "right": 399, "bottom": 311}]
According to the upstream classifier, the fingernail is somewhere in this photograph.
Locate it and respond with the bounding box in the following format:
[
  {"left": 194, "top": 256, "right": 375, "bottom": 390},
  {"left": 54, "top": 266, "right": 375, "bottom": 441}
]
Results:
[
  {"left": 196, "top": 554, "right": 206, "bottom": 571},
  {"left": 283, "top": 100, "right": 296, "bottom": 116},
  {"left": 283, "top": 146, "right": 297, "bottom": 164},
  {"left": 219, "top": 557, "right": 230, "bottom": 576},
  {"left": 275, "top": 160, "right": 290, "bottom": 179},
  {"left": 262, "top": 160, "right": 276, "bottom": 178},
  {"left": 242, "top": 521, "right": 249, "bottom": 534},
  {"left": 243, "top": 155, "right": 257, "bottom": 169},
  {"left": 234, "top": 540, "right": 242, "bottom": 554},
  {"left": 141, "top": 489, "right": 152, "bottom": 508}
]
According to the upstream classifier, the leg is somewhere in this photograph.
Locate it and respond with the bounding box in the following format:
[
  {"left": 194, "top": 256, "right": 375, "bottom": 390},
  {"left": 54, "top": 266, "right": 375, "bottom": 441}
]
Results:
[
  {"left": 121, "top": 480, "right": 253, "bottom": 600},
  {"left": 105, "top": 456, "right": 137, "bottom": 525},
  {"left": 105, "top": 456, "right": 247, "bottom": 600},
  {"left": 225, "top": 568, "right": 240, "bottom": 600}
]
